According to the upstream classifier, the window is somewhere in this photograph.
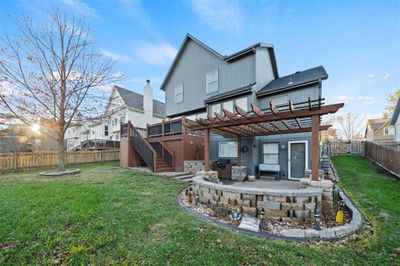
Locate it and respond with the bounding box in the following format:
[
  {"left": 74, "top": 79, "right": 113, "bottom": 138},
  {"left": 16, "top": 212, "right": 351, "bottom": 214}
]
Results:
[
  {"left": 263, "top": 143, "right": 279, "bottom": 165},
  {"left": 384, "top": 127, "right": 393, "bottom": 135},
  {"left": 223, "top": 101, "right": 234, "bottom": 113},
  {"left": 174, "top": 84, "right": 184, "bottom": 103},
  {"left": 211, "top": 103, "right": 221, "bottom": 116},
  {"left": 271, "top": 95, "right": 289, "bottom": 107},
  {"left": 120, "top": 116, "right": 125, "bottom": 124},
  {"left": 206, "top": 69, "right": 218, "bottom": 93},
  {"left": 114, "top": 118, "right": 118, "bottom": 125},
  {"left": 219, "top": 141, "right": 237, "bottom": 158},
  {"left": 104, "top": 125, "right": 109, "bottom": 136},
  {"left": 235, "top": 97, "right": 248, "bottom": 112}
]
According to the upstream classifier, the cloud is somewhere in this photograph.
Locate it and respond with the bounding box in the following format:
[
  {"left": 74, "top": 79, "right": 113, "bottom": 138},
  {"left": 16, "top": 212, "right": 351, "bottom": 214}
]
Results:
[
  {"left": 133, "top": 42, "right": 177, "bottom": 67},
  {"left": 100, "top": 49, "right": 135, "bottom": 64},
  {"left": 383, "top": 73, "right": 391, "bottom": 80},
  {"left": 334, "top": 95, "right": 375, "bottom": 105},
  {"left": 59, "top": 0, "right": 99, "bottom": 18},
  {"left": 367, "top": 73, "right": 375, "bottom": 78},
  {"left": 189, "top": 0, "right": 243, "bottom": 34}
]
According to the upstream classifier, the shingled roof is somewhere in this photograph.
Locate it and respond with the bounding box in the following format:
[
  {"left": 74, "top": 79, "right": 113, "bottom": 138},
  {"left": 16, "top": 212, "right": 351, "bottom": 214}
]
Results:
[
  {"left": 114, "top": 86, "right": 165, "bottom": 117},
  {"left": 256, "top": 66, "right": 328, "bottom": 97}
]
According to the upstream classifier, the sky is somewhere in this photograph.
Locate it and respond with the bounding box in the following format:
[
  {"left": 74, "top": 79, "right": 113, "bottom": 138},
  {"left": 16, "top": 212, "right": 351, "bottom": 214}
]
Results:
[{"left": 1, "top": 0, "right": 399, "bottom": 127}]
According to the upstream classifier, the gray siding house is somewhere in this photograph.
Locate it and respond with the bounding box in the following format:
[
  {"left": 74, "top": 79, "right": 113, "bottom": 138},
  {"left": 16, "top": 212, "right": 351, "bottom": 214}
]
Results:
[{"left": 160, "top": 34, "right": 329, "bottom": 179}]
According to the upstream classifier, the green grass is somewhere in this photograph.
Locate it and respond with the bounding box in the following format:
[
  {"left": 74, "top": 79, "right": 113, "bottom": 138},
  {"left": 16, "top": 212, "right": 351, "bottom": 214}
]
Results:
[{"left": 0, "top": 157, "right": 399, "bottom": 265}]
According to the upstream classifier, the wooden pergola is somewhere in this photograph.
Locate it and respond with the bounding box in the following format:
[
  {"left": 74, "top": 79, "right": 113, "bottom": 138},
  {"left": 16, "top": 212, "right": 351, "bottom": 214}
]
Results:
[{"left": 182, "top": 98, "right": 344, "bottom": 181}]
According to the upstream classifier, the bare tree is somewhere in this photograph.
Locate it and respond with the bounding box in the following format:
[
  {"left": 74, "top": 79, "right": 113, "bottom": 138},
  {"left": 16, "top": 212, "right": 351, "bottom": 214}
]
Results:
[
  {"left": 336, "top": 113, "right": 366, "bottom": 141},
  {"left": 0, "top": 11, "right": 118, "bottom": 171},
  {"left": 384, "top": 88, "right": 400, "bottom": 118}
]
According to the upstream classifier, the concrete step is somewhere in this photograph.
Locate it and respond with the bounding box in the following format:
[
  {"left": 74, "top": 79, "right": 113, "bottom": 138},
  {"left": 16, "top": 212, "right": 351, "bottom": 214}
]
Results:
[
  {"left": 158, "top": 171, "right": 192, "bottom": 178},
  {"left": 172, "top": 174, "right": 195, "bottom": 180}
]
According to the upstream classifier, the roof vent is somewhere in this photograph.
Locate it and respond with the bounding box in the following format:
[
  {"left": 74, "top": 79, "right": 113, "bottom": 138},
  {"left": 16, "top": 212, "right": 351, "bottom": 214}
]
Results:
[
  {"left": 288, "top": 77, "right": 293, "bottom": 85},
  {"left": 295, "top": 71, "right": 301, "bottom": 74},
  {"left": 146, "top": 79, "right": 150, "bottom": 85}
]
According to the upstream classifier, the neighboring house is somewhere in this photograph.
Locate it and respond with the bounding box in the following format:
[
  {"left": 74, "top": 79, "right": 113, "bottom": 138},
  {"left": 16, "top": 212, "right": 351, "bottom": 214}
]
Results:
[
  {"left": 390, "top": 98, "right": 400, "bottom": 142},
  {"left": 65, "top": 81, "right": 165, "bottom": 150},
  {"left": 365, "top": 118, "right": 394, "bottom": 142},
  {"left": 159, "top": 34, "right": 331, "bottom": 179},
  {"left": 0, "top": 122, "right": 58, "bottom": 153}
]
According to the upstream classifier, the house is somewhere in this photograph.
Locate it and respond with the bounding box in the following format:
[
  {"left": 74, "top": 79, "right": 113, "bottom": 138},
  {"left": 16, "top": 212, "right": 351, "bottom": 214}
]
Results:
[
  {"left": 65, "top": 81, "right": 165, "bottom": 150},
  {"left": 158, "top": 34, "right": 343, "bottom": 179},
  {"left": 365, "top": 118, "right": 394, "bottom": 142},
  {"left": 390, "top": 98, "right": 400, "bottom": 142}
]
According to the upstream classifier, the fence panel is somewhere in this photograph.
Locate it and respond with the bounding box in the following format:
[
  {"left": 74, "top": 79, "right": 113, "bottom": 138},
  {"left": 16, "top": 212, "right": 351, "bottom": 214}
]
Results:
[
  {"left": 365, "top": 141, "right": 400, "bottom": 177},
  {"left": 0, "top": 150, "right": 119, "bottom": 172}
]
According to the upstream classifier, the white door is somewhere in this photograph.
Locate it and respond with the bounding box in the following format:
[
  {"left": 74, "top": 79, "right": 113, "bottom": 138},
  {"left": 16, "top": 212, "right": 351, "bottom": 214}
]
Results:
[{"left": 288, "top": 141, "right": 308, "bottom": 180}]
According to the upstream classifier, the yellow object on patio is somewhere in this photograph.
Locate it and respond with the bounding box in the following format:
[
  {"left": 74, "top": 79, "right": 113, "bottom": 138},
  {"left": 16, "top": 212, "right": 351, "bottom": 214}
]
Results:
[{"left": 336, "top": 209, "right": 344, "bottom": 224}]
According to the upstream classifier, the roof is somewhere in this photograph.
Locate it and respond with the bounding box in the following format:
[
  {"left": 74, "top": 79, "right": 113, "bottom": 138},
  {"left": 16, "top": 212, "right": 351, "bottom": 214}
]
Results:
[
  {"left": 204, "top": 83, "right": 254, "bottom": 104},
  {"left": 367, "top": 118, "right": 390, "bottom": 130},
  {"left": 114, "top": 86, "right": 165, "bottom": 117},
  {"left": 160, "top": 33, "right": 278, "bottom": 91},
  {"left": 256, "top": 66, "right": 328, "bottom": 97},
  {"left": 390, "top": 98, "right": 400, "bottom": 125}
]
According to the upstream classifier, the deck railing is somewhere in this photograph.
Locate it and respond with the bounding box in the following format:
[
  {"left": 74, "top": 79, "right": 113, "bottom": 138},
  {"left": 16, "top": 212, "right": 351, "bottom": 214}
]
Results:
[{"left": 147, "top": 118, "right": 184, "bottom": 138}]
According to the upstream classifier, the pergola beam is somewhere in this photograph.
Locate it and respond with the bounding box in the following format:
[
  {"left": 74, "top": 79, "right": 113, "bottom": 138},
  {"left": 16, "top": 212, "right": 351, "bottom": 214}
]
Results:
[{"left": 186, "top": 103, "right": 344, "bottom": 131}]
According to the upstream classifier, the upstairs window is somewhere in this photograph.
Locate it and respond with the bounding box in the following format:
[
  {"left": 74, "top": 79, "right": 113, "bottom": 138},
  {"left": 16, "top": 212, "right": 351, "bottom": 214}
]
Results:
[
  {"left": 206, "top": 69, "right": 218, "bottom": 94},
  {"left": 174, "top": 84, "right": 184, "bottom": 103},
  {"left": 384, "top": 127, "right": 393, "bottom": 135},
  {"left": 211, "top": 103, "right": 221, "bottom": 116},
  {"left": 104, "top": 125, "right": 109, "bottom": 136},
  {"left": 223, "top": 101, "right": 234, "bottom": 113},
  {"left": 235, "top": 97, "right": 248, "bottom": 112}
]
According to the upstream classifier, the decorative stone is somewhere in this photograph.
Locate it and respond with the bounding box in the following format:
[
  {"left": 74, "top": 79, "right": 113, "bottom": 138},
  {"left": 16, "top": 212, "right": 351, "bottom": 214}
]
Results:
[
  {"left": 231, "top": 166, "right": 248, "bottom": 181},
  {"left": 39, "top": 169, "right": 80, "bottom": 177},
  {"left": 238, "top": 216, "right": 260, "bottom": 232},
  {"left": 202, "top": 171, "right": 219, "bottom": 183}
]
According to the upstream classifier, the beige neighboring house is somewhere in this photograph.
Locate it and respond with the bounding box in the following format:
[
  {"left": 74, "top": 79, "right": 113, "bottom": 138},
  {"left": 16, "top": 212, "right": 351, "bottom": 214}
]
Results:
[{"left": 365, "top": 118, "right": 394, "bottom": 142}]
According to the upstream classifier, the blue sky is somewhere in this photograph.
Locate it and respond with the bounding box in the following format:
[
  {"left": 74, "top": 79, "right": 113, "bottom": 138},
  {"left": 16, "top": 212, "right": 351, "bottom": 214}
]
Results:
[{"left": 1, "top": 0, "right": 399, "bottom": 121}]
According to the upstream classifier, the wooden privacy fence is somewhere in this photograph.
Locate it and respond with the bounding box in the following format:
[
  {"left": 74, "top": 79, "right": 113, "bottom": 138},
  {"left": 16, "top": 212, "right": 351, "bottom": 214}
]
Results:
[
  {"left": 0, "top": 150, "right": 120, "bottom": 172},
  {"left": 322, "top": 141, "right": 365, "bottom": 156},
  {"left": 364, "top": 141, "right": 400, "bottom": 177}
]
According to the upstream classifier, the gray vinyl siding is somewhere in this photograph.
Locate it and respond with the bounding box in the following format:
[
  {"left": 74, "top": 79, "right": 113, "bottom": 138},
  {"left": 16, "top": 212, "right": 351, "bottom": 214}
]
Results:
[
  {"left": 257, "top": 84, "right": 321, "bottom": 108},
  {"left": 255, "top": 47, "right": 275, "bottom": 91},
  {"left": 164, "top": 39, "right": 256, "bottom": 117},
  {"left": 210, "top": 133, "right": 313, "bottom": 179}
]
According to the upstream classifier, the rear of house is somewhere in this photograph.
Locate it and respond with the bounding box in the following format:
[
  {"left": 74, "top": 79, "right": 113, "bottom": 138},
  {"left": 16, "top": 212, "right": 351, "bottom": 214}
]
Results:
[
  {"left": 390, "top": 98, "right": 400, "bottom": 142},
  {"left": 365, "top": 118, "right": 394, "bottom": 143},
  {"left": 159, "top": 34, "right": 334, "bottom": 179}
]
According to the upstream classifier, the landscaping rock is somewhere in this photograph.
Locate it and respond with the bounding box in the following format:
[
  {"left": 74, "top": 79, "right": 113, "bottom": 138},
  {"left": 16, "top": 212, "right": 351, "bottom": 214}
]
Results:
[{"left": 238, "top": 216, "right": 260, "bottom": 232}]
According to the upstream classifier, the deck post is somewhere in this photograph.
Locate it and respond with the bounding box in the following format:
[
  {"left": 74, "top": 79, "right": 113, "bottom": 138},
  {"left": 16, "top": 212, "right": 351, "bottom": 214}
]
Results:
[
  {"left": 237, "top": 138, "right": 241, "bottom": 166},
  {"left": 204, "top": 128, "right": 210, "bottom": 172},
  {"left": 311, "top": 114, "right": 320, "bottom": 180}
]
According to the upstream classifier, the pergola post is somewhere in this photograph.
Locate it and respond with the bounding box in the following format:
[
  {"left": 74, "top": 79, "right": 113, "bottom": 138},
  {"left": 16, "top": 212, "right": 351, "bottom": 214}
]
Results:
[
  {"left": 311, "top": 114, "right": 320, "bottom": 180},
  {"left": 237, "top": 138, "right": 241, "bottom": 166},
  {"left": 204, "top": 128, "right": 210, "bottom": 172}
]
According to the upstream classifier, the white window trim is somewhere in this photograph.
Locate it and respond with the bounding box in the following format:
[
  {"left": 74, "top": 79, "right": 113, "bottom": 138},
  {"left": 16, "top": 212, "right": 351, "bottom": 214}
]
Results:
[
  {"left": 218, "top": 141, "right": 238, "bottom": 158},
  {"left": 174, "top": 83, "right": 184, "bottom": 103},
  {"left": 206, "top": 69, "right": 219, "bottom": 94}
]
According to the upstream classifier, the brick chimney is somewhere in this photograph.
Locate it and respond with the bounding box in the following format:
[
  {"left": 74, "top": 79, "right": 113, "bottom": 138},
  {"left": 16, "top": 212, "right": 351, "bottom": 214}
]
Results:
[{"left": 143, "top": 80, "right": 153, "bottom": 125}]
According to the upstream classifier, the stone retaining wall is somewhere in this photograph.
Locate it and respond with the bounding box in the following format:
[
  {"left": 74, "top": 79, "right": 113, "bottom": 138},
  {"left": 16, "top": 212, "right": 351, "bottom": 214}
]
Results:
[
  {"left": 184, "top": 160, "right": 204, "bottom": 174},
  {"left": 193, "top": 176, "right": 323, "bottom": 222}
]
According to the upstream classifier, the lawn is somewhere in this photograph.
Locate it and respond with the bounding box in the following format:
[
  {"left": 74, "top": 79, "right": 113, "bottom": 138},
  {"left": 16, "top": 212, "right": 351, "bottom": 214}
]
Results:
[{"left": 0, "top": 157, "right": 399, "bottom": 265}]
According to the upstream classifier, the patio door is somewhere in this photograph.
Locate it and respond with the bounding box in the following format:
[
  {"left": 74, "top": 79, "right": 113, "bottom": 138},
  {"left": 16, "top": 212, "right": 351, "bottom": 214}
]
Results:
[{"left": 288, "top": 141, "right": 308, "bottom": 180}]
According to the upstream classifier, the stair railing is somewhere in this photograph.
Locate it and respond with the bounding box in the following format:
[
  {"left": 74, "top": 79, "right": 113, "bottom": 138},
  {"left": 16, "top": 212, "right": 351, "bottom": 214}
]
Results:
[
  {"left": 150, "top": 141, "right": 175, "bottom": 169},
  {"left": 128, "top": 122, "right": 157, "bottom": 171}
]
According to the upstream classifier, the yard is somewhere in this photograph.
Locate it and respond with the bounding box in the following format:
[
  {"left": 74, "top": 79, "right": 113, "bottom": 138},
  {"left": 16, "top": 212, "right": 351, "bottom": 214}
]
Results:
[{"left": 0, "top": 157, "right": 399, "bottom": 265}]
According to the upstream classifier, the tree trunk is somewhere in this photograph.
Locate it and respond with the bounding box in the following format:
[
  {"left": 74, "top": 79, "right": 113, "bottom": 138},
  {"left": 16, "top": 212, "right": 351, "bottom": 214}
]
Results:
[{"left": 57, "top": 131, "right": 66, "bottom": 171}]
